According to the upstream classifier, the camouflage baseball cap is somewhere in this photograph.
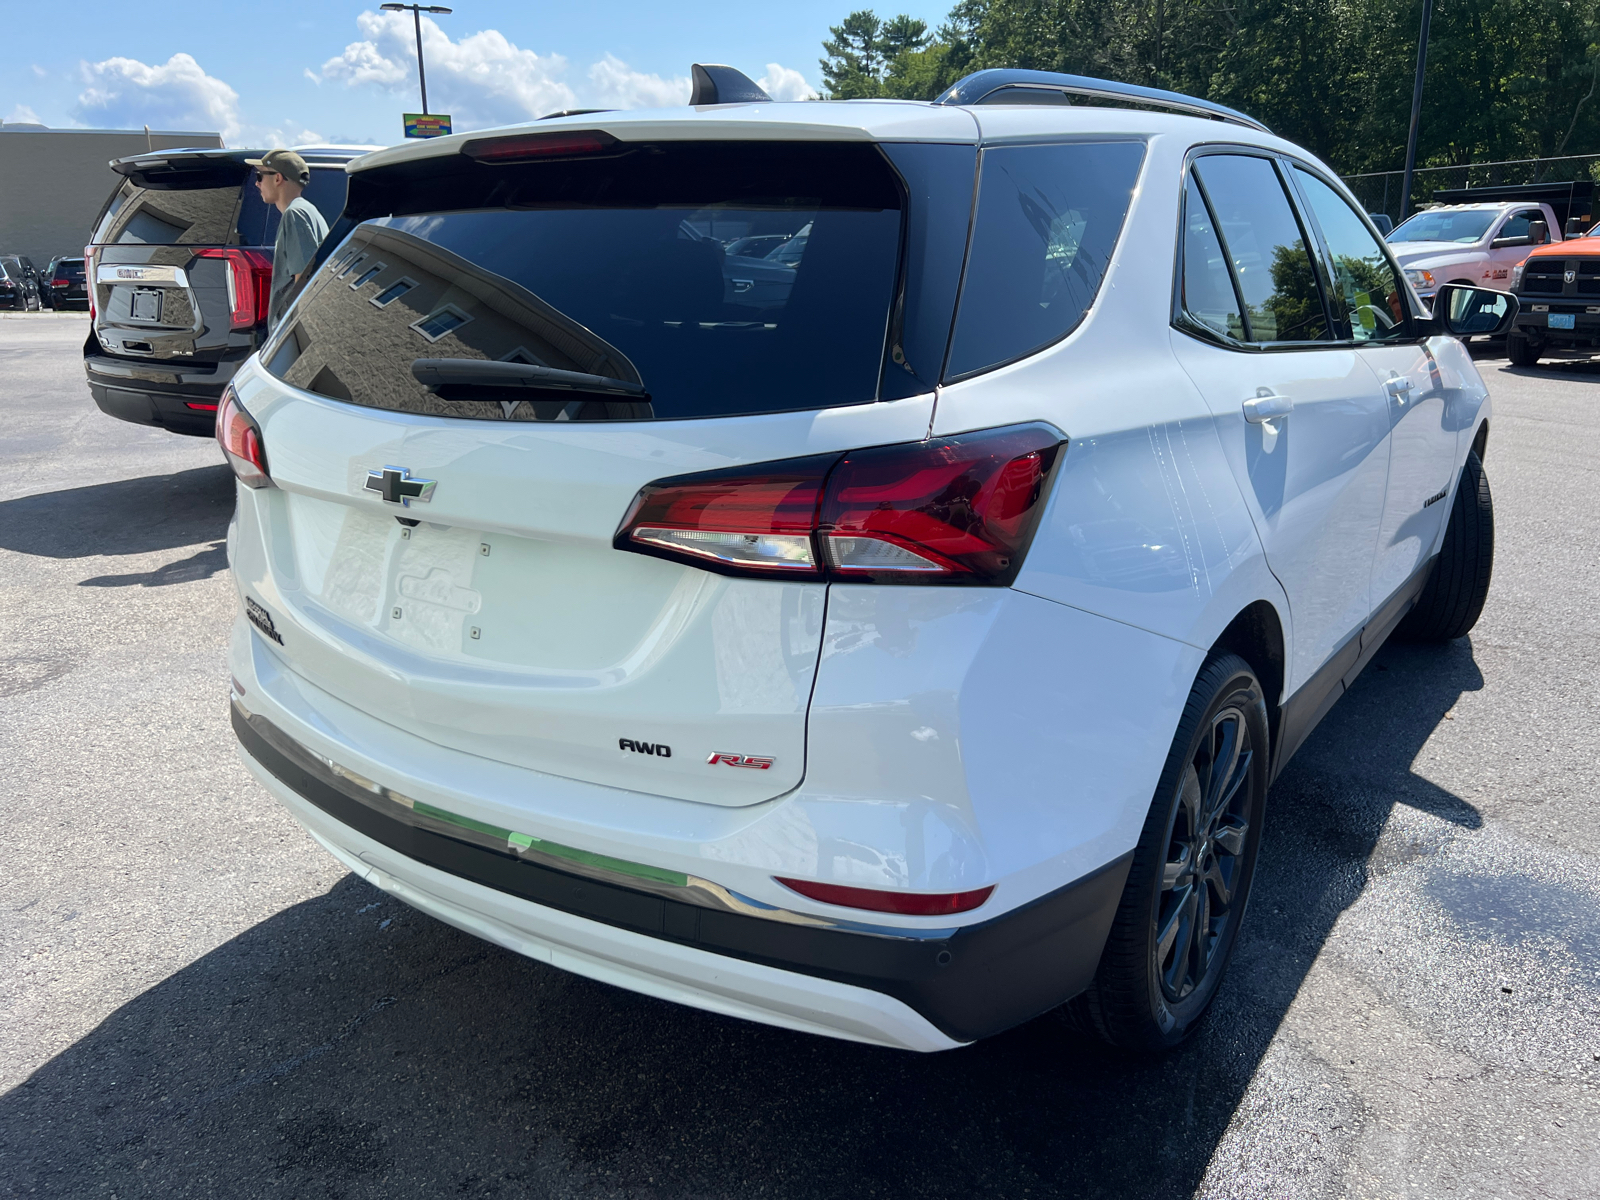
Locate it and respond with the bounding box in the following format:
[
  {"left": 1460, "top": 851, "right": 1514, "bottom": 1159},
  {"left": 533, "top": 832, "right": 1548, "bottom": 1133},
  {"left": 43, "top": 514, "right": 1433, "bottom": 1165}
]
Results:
[{"left": 244, "top": 148, "right": 310, "bottom": 185}]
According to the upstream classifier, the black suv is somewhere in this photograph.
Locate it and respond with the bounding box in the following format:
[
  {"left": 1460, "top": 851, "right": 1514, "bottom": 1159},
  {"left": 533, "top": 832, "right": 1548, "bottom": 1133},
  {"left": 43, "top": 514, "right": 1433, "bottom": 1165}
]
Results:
[
  {"left": 84, "top": 145, "right": 376, "bottom": 436},
  {"left": 1, "top": 255, "right": 42, "bottom": 310},
  {"left": 42, "top": 256, "right": 88, "bottom": 309}
]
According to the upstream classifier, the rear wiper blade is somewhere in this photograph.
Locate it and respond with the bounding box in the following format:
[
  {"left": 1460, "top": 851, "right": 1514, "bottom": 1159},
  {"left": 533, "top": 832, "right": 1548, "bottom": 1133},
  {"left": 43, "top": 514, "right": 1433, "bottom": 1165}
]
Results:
[{"left": 412, "top": 358, "right": 647, "bottom": 398}]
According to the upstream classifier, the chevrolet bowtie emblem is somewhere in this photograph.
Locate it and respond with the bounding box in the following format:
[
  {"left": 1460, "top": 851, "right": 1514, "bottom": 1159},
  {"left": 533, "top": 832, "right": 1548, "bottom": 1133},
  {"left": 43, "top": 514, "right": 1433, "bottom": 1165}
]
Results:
[{"left": 364, "top": 466, "right": 435, "bottom": 506}]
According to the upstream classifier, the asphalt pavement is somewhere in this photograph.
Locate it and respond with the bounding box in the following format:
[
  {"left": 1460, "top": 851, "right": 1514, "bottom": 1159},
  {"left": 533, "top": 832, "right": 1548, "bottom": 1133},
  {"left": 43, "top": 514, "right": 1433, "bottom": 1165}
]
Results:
[{"left": 2, "top": 311, "right": 1597, "bottom": 1199}]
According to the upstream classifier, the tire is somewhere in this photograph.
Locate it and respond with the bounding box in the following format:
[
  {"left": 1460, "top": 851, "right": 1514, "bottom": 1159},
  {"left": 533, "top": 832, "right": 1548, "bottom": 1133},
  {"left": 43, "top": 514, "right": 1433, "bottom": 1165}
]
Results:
[
  {"left": 1398, "top": 450, "right": 1493, "bottom": 642},
  {"left": 1507, "top": 330, "right": 1541, "bottom": 367},
  {"left": 1074, "top": 653, "right": 1269, "bottom": 1051}
]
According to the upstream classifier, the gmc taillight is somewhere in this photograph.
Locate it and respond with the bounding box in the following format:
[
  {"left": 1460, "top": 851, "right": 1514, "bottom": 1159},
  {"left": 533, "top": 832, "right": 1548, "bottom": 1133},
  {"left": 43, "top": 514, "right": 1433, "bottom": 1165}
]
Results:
[
  {"left": 195, "top": 248, "right": 273, "bottom": 329},
  {"left": 216, "top": 386, "right": 271, "bottom": 488},
  {"left": 615, "top": 424, "right": 1065, "bottom": 585}
]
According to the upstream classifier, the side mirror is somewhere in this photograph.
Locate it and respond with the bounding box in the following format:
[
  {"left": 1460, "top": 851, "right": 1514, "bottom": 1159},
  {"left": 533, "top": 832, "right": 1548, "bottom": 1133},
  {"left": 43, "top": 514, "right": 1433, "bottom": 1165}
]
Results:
[
  {"left": 1528, "top": 220, "right": 1549, "bottom": 244},
  {"left": 1568, "top": 217, "right": 1592, "bottom": 238},
  {"left": 1368, "top": 212, "right": 1394, "bottom": 235},
  {"left": 1490, "top": 234, "right": 1532, "bottom": 249},
  {"left": 1433, "top": 283, "right": 1518, "bottom": 338}
]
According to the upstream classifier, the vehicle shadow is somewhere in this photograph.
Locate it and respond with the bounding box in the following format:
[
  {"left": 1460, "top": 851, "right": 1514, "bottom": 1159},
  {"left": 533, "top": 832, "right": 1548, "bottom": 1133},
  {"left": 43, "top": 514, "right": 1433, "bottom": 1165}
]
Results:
[
  {"left": 0, "top": 465, "right": 233, "bottom": 563},
  {"left": 0, "top": 640, "right": 1482, "bottom": 1199}
]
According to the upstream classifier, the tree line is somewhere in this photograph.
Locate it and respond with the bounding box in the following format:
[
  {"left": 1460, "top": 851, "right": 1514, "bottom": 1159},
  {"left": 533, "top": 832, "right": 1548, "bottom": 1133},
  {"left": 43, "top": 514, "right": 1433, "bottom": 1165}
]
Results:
[{"left": 820, "top": 1, "right": 1600, "bottom": 181}]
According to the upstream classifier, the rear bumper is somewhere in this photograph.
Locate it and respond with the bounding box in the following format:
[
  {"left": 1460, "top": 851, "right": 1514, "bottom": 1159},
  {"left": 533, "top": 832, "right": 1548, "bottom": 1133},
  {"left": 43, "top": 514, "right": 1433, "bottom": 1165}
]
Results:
[
  {"left": 232, "top": 697, "right": 1130, "bottom": 1049},
  {"left": 84, "top": 351, "right": 242, "bottom": 436}
]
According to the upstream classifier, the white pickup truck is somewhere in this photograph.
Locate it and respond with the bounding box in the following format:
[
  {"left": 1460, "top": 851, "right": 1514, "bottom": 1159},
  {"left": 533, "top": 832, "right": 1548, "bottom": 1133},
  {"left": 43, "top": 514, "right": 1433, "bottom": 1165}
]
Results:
[{"left": 1385, "top": 201, "right": 1561, "bottom": 304}]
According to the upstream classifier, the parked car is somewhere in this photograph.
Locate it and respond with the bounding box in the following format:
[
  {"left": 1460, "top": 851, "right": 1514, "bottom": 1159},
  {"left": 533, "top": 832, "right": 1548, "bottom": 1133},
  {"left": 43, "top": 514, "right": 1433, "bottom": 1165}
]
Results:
[
  {"left": 82, "top": 144, "right": 378, "bottom": 436},
  {"left": 1505, "top": 228, "right": 1600, "bottom": 364},
  {"left": 1386, "top": 200, "right": 1558, "bottom": 304},
  {"left": 222, "top": 66, "right": 1511, "bottom": 1054},
  {"left": 41, "top": 256, "right": 87, "bottom": 310},
  {"left": 0, "top": 254, "right": 42, "bottom": 309}
]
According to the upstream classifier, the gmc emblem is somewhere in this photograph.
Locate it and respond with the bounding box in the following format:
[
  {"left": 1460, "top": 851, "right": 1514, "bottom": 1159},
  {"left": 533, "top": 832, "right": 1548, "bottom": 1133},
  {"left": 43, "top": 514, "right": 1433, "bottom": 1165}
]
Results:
[
  {"left": 707, "top": 752, "right": 774, "bottom": 770},
  {"left": 619, "top": 738, "right": 671, "bottom": 758}
]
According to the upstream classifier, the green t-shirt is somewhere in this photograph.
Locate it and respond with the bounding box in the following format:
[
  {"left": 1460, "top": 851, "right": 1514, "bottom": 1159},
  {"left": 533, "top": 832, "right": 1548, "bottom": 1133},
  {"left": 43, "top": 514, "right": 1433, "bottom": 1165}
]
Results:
[{"left": 268, "top": 195, "right": 329, "bottom": 328}]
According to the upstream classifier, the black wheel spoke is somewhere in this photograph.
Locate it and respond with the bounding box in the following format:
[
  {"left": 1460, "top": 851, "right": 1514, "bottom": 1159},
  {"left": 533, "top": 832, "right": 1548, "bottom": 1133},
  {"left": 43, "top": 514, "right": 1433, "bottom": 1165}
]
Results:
[
  {"left": 1202, "top": 716, "right": 1242, "bottom": 826},
  {"left": 1200, "top": 855, "right": 1231, "bottom": 908},
  {"left": 1212, "top": 817, "right": 1247, "bottom": 857}
]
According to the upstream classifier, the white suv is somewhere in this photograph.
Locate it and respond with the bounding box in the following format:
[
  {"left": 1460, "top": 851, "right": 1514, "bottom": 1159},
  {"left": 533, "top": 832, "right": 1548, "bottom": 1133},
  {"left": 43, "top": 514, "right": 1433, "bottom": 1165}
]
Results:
[{"left": 222, "top": 67, "right": 1514, "bottom": 1053}]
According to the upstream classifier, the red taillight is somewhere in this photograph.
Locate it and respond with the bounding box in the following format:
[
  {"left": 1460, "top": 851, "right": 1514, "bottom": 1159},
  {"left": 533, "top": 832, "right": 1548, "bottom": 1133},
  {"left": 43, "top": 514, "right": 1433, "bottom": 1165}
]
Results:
[
  {"left": 216, "top": 386, "right": 271, "bottom": 488},
  {"left": 462, "top": 130, "right": 620, "bottom": 162},
  {"left": 775, "top": 878, "right": 995, "bottom": 916},
  {"left": 614, "top": 424, "right": 1064, "bottom": 585},
  {"left": 195, "top": 248, "right": 273, "bottom": 329}
]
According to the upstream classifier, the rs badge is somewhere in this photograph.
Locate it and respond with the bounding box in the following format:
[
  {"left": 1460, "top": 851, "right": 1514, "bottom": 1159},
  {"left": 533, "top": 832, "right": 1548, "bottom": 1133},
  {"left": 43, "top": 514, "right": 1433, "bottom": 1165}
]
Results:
[{"left": 708, "top": 752, "right": 774, "bottom": 770}]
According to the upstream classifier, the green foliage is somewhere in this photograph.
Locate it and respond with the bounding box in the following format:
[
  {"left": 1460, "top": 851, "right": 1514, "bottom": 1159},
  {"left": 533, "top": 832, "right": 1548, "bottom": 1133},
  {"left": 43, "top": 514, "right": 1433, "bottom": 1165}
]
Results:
[{"left": 822, "top": 0, "right": 1600, "bottom": 174}]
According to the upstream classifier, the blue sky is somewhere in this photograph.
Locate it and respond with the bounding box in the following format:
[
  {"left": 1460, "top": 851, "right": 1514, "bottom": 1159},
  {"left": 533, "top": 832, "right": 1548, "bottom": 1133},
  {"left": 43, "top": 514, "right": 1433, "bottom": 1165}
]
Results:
[{"left": 2, "top": 1, "right": 953, "bottom": 147}]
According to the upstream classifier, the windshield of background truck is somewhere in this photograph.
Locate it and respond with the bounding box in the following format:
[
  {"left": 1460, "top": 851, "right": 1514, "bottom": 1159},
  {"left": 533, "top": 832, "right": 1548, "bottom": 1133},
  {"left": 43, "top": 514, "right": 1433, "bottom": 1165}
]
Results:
[
  {"left": 1387, "top": 210, "right": 1498, "bottom": 244},
  {"left": 262, "top": 141, "right": 904, "bottom": 421}
]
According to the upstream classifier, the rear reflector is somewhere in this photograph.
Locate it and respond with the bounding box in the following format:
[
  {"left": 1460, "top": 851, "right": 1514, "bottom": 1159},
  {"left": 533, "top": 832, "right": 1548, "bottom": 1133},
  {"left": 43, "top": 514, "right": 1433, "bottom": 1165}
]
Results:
[
  {"left": 775, "top": 878, "right": 995, "bottom": 916},
  {"left": 615, "top": 424, "right": 1064, "bottom": 585},
  {"left": 462, "top": 130, "right": 620, "bottom": 163},
  {"left": 185, "top": 402, "right": 219, "bottom": 411},
  {"left": 194, "top": 248, "right": 273, "bottom": 329},
  {"left": 216, "top": 385, "right": 271, "bottom": 488}
]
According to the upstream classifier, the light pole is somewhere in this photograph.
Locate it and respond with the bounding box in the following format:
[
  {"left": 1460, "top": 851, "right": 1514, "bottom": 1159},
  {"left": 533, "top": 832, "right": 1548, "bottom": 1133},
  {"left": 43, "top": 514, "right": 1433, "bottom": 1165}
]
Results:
[
  {"left": 380, "top": 3, "right": 453, "bottom": 115},
  {"left": 1398, "top": 0, "right": 1434, "bottom": 221}
]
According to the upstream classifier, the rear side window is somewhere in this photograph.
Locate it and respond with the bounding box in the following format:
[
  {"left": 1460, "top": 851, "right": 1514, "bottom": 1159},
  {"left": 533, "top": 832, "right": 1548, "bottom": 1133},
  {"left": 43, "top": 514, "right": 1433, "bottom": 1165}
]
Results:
[
  {"left": 1180, "top": 176, "right": 1245, "bottom": 341},
  {"left": 945, "top": 141, "right": 1144, "bottom": 380},
  {"left": 91, "top": 178, "right": 243, "bottom": 246},
  {"left": 1191, "top": 154, "right": 1329, "bottom": 343},
  {"left": 265, "top": 142, "right": 904, "bottom": 422}
]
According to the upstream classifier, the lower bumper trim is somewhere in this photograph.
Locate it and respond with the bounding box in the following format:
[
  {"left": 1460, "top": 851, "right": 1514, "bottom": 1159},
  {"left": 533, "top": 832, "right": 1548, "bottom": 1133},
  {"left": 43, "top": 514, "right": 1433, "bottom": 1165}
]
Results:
[{"left": 233, "top": 702, "right": 1129, "bottom": 1043}]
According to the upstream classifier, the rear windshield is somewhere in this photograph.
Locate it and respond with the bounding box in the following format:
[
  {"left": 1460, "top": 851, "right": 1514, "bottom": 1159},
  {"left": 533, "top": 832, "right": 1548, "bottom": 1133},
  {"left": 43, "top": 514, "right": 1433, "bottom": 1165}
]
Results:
[
  {"left": 263, "top": 141, "right": 904, "bottom": 422},
  {"left": 92, "top": 161, "right": 348, "bottom": 248},
  {"left": 56, "top": 260, "right": 85, "bottom": 280}
]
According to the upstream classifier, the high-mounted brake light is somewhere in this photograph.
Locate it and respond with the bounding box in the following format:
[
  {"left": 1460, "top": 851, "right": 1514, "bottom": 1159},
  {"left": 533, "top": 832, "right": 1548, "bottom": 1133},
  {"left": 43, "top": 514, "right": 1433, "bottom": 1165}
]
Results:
[
  {"left": 195, "top": 248, "right": 273, "bottom": 329},
  {"left": 615, "top": 424, "right": 1064, "bottom": 585},
  {"left": 216, "top": 385, "right": 271, "bottom": 488},
  {"left": 775, "top": 878, "right": 995, "bottom": 916},
  {"left": 462, "top": 130, "right": 620, "bottom": 163}
]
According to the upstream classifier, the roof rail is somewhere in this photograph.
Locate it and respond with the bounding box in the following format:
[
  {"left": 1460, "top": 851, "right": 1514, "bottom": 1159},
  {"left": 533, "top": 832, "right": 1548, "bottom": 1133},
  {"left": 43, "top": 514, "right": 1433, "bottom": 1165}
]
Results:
[{"left": 934, "top": 69, "right": 1270, "bottom": 134}]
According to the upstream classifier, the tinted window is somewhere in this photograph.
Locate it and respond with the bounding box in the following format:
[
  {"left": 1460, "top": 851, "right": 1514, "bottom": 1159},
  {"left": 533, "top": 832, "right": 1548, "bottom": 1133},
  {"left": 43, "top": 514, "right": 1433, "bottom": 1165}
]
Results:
[
  {"left": 91, "top": 178, "right": 243, "bottom": 246},
  {"left": 945, "top": 141, "right": 1144, "bottom": 380},
  {"left": 1180, "top": 175, "right": 1245, "bottom": 341},
  {"left": 264, "top": 142, "right": 903, "bottom": 422},
  {"left": 1292, "top": 168, "right": 1410, "bottom": 343},
  {"left": 1193, "top": 155, "right": 1328, "bottom": 343},
  {"left": 59, "top": 260, "right": 85, "bottom": 280}
]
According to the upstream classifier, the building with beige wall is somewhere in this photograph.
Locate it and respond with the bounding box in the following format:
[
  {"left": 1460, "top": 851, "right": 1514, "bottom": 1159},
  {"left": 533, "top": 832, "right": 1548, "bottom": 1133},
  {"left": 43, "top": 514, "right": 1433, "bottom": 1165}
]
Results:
[{"left": 0, "top": 123, "right": 223, "bottom": 265}]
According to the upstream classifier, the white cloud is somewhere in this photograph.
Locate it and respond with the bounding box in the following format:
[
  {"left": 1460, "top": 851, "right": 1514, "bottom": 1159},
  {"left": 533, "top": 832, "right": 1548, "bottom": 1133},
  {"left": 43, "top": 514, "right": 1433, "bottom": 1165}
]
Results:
[
  {"left": 758, "top": 63, "right": 819, "bottom": 103},
  {"left": 75, "top": 53, "right": 242, "bottom": 140},
  {"left": 318, "top": 10, "right": 573, "bottom": 128},
  {"left": 586, "top": 55, "right": 689, "bottom": 109},
  {"left": 5, "top": 104, "right": 43, "bottom": 125},
  {"left": 31, "top": 65, "right": 49, "bottom": 79}
]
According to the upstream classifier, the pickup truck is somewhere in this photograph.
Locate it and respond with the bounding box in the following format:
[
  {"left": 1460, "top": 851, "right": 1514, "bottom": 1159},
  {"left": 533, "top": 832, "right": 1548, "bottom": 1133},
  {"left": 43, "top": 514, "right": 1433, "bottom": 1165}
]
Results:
[
  {"left": 1505, "top": 228, "right": 1600, "bottom": 365},
  {"left": 1385, "top": 201, "right": 1561, "bottom": 305}
]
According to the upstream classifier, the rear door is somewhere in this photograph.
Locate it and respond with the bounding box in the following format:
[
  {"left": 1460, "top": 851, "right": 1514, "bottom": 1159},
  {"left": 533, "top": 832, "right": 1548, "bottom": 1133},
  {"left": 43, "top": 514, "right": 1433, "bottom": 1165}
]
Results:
[
  {"left": 238, "top": 137, "right": 959, "bottom": 806},
  {"left": 1288, "top": 165, "right": 1460, "bottom": 606},
  {"left": 89, "top": 161, "right": 251, "bottom": 359},
  {"left": 1170, "top": 151, "right": 1391, "bottom": 698}
]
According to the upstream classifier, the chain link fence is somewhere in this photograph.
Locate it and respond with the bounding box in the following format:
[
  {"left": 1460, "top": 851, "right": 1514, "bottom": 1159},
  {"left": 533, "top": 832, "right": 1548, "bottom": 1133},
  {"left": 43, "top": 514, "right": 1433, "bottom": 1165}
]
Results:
[{"left": 1343, "top": 153, "right": 1600, "bottom": 225}]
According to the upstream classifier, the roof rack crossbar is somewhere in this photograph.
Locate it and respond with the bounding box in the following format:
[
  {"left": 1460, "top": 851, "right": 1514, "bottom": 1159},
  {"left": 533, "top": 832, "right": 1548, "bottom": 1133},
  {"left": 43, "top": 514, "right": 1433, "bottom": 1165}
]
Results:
[{"left": 934, "top": 69, "right": 1270, "bottom": 134}]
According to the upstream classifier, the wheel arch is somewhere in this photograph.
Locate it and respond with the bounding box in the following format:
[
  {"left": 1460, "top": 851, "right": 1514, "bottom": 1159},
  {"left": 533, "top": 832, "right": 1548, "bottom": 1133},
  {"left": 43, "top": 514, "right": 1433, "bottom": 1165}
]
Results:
[
  {"left": 1208, "top": 600, "right": 1286, "bottom": 761},
  {"left": 1471, "top": 417, "right": 1489, "bottom": 464}
]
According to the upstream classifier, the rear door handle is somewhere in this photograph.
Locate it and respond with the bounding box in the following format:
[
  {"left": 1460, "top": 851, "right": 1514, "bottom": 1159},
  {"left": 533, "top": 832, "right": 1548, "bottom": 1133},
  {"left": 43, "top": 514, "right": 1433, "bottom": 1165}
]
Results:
[{"left": 1242, "top": 393, "right": 1293, "bottom": 423}]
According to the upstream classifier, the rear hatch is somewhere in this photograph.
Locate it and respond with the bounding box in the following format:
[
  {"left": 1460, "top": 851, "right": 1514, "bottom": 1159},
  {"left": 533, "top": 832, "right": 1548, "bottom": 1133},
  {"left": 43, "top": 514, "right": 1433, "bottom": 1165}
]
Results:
[
  {"left": 241, "top": 131, "right": 969, "bottom": 806},
  {"left": 88, "top": 151, "right": 348, "bottom": 361}
]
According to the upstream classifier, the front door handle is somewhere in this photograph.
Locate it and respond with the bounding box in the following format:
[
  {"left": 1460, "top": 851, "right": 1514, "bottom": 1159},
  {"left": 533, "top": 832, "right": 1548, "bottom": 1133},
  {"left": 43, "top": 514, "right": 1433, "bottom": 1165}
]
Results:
[
  {"left": 1242, "top": 392, "right": 1293, "bottom": 423},
  {"left": 1385, "top": 374, "right": 1415, "bottom": 399}
]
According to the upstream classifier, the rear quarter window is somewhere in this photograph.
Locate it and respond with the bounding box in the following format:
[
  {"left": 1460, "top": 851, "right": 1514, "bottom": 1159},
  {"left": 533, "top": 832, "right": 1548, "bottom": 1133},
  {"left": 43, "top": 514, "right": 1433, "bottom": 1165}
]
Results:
[{"left": 944, "top": 141, "right": 1145, "bottom": 381}]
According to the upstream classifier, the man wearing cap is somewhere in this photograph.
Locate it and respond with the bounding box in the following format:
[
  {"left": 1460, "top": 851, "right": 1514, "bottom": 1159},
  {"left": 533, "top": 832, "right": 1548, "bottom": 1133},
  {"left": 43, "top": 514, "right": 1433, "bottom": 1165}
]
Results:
[{"left": 246, "top": 149, "right": 328, "bottom": 328}]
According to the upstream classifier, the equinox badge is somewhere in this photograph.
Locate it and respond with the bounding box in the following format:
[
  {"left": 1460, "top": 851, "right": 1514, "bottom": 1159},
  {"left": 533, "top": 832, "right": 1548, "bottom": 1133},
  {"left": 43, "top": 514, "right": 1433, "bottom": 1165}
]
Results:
[{"left": 364, "top": 465, "right": 435, "bottom": 506}]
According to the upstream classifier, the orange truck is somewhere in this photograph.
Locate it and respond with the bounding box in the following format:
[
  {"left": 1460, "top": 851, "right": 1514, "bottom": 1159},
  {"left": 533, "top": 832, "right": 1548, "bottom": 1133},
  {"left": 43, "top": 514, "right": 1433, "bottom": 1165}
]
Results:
[{"left": 1508, "top": 227, "right": 1600, "bottom": 365}]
